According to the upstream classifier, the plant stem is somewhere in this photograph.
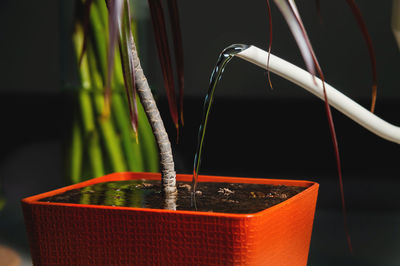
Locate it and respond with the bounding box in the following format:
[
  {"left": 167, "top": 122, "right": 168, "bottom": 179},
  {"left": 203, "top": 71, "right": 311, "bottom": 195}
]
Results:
[
  {"left": 79, "top": 90, "right": 105, "bottom": 178},
  {"left": 69, "top": 117, "right": 84, "bottom": 183},
  {"left": 112, "top": 50, "right": 145, "bottom": 172},
  {"left": 89, "top": 2, "right": 108, "bottom": 78},
  {"left": 78, "top": 49, "right": 105, "bottom": 178},
  {"left": 112, "top": 93, "right": 144, "bottom": 171},
  {"left": 129, "top": 35, "right": 177, "bottom": 208},
  {"left": 95, "top": 96, "right": 128, "bottom": 172},
  {"left": 87, "top": 45, "right": 128, "bottom": 172}
]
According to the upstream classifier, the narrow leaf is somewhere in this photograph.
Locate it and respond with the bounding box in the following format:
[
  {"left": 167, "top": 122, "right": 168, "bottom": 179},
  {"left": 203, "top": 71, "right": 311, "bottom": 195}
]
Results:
[
  {"left": 273, "top": 0, "right": 352, "bottom": 253},
  {"left": 104, "top": 0, "right": 124, "bottom": 118},
  {"left": 147, "top": 0, "right": 179, "bottom": 132},
  {"left": 319, "top": 73, "right": 353, "bottom": 255},
  {"left": 315, "top": 0, "right": 323, "bottom": 24},
  {"left": 78, "top": 0, "right": 94, "bottom": 66},
  {"left": 273, "top": 0, "right": 316, "bottom": 76},
  {"left": 118, "top": 0, "right": 139, "bottom": 138},
  {"left": 266, "top": 0, "right": 274, "bottom": 89},
  {"left": 167, "top": 0, "right": 185, "bottom": 126},
  {"left": 345, "top": 0, "right": 378, "bottom": 113},
  {"left": 392, "top": 0, "right": 400, "bottom": 49}
]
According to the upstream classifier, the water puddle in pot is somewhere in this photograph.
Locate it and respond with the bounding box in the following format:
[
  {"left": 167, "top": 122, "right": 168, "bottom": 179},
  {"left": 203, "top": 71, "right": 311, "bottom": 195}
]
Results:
[{"left": 40, "top": 180, "right": 306, "bottom": 214}]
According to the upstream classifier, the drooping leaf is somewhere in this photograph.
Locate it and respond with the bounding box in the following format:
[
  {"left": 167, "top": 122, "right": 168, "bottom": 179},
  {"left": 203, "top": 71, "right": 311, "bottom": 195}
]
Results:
[
  {"left": 320, "top": 76, "right": 353, "bottom": 254},
  {"left": 345, "top": 0, "right": 378, "bottom": 113},
  {"left": 393, "top": 0, "right": 400, "bottom": 49},
  {"left": 78, "top": 0, "right": 94, "bottom": 66},
  {"left": 117, "top": 0, "right": 139, "bottom": 140},
  {"left": 273, "top": 0, "right": 315, "bottom": 76},
  {"left": 266, "top": 0, "right": 274, "bottom": 89},
  {"left": 104, "top": 0, "right": 124, "bottom": 118},
  {"left": 273, "top": 0, "right": 352, "bottom": 253},
  {"left": 147, "top": 0, "right": 179, "bottom": 133},
  {"left": 167, "top": 0, "right": 185, "bottom": 126},
  {"left": 315, "top": 0, "right": 323, "bottom": 24},
  {"left": 104, "top": 0, "right": 139, "bottom": 138}
]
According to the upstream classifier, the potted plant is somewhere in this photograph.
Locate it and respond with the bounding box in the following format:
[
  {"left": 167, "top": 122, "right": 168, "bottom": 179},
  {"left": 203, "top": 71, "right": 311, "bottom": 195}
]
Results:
[
  {"left": 21, "top": 30, "right": 320, "bottom": 263},
  {"left": 21, "top": 0, "right": 397, "bottom": 265},
  {"left": 22, "top": 172, "right": 318, "bottom": 265}
]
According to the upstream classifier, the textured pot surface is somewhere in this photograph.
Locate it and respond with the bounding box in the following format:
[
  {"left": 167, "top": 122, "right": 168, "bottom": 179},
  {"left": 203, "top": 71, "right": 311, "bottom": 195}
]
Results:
[{"left": 22, "top": 172, "right": 318, "bottom": 265}]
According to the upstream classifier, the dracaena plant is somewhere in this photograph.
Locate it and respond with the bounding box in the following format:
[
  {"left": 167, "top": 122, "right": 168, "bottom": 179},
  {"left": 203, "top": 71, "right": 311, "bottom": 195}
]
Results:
[
  {"left": 231, "top": 1, "right": 400, "bottom": 256},
  {"left": 71, "top": 0, "right": 379, "bottom": 219},
  {"left": 267, "top": 0, "right": 378, "bottom": 252},
  {"left": 72, "top": 0, "right": 184, "bottom": 208}
]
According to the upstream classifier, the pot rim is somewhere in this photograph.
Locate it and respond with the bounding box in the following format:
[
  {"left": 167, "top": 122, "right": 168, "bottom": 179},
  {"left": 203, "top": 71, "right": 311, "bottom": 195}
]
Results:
[{"left": 21, "top": 172, "right": 319, "bottom": 218}]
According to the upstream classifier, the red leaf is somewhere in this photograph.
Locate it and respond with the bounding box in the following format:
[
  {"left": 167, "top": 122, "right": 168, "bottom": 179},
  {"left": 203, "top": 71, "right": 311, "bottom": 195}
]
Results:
[
  {"left": 104, "top": 0, "right": 124, "bottom": 118},
  {"left": 273, "top": 0, "right": 352, "bottom": 253},
  {"left": 167, "top": 0, "right": 185, "bottom": 126},
  {"left": 119, "top": 0, "right": 139, "bottom": 137},
  {"left": 315, "top": 0, "right": 323, "bottom": 24},
  {"left": 147, "top": 0, "right": 179, "bottom": 133},
  {"left": 345, "top": 0, "right": 378, "bottom": 113},
  {"left": 78, "top": 0, "right": 94, "bottom": 67}
]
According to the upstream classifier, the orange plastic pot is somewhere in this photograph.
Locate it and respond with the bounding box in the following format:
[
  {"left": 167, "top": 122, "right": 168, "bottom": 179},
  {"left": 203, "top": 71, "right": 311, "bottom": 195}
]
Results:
[{"left": 22, "top": 172, "right": 318, "bottom": 265}]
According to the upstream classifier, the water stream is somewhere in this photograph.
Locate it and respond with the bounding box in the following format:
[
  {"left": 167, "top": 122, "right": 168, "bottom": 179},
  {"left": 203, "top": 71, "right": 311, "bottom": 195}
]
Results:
[{"left": 191, "top": 44, "right": 250, "bottom": 206}]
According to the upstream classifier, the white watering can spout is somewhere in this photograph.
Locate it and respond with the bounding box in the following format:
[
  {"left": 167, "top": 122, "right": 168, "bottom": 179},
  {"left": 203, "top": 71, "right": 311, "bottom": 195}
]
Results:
[{"left": 235, "top": 45, "right": 400, "bottom": 145}]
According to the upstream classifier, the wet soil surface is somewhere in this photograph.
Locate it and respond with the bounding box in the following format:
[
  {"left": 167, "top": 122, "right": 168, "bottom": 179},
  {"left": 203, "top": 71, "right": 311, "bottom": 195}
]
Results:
[{"left": 40, "top": 181, "right": 306, "bottom": 214}]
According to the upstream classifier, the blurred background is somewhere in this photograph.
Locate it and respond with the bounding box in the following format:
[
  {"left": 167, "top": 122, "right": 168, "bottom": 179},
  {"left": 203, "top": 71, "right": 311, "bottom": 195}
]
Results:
[{"left": 0, "top": 0, "right": 399, "bottom": 265}]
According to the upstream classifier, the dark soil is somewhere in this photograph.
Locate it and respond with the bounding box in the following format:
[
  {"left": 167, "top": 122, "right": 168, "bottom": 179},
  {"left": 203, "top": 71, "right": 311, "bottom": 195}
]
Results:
[{"left": 40, "top": 181, "right": 306, "bottom": 214}]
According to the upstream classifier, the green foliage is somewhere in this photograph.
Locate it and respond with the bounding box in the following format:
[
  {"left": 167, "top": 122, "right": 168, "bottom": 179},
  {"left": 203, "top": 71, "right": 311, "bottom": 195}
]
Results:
[{"left": 67, "top": 0, "right": 159, "bottom": 183}]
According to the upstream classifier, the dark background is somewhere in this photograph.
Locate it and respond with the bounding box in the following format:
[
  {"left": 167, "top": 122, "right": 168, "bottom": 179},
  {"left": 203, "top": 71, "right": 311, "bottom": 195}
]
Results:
[{"left": 0, "top": 0, "right": 399, "bottom": 265}]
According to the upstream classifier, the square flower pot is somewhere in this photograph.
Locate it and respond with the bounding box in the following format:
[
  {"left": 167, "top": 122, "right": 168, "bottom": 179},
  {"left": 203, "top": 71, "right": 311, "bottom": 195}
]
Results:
[{"left": 22, "top": 172, "right": 318, "bottom": 265}]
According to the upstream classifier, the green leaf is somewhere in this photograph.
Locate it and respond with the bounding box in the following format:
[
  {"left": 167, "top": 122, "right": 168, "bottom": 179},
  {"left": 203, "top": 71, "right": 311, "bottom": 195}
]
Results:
[{"left": 117, "top": 0, "right": 139, "bottom": 138}]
